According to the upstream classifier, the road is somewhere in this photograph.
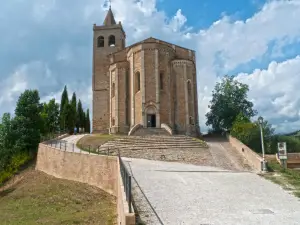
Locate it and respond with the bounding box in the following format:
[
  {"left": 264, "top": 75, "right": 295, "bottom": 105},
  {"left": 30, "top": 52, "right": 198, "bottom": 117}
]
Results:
[{"left": 125, "top": 157, "right": 300, "bottom": 225}]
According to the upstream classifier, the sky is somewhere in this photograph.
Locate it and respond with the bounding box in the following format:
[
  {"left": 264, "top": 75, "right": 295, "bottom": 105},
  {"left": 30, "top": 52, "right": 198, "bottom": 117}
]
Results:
[{"left": 1, "top": 0, "right": 300, "bottom": 134}]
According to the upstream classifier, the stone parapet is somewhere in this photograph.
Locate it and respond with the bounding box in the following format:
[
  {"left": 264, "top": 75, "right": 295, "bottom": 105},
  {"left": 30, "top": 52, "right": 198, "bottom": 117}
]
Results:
[{"left": 227, "top": 135, "right": 263, "bottom": 172}]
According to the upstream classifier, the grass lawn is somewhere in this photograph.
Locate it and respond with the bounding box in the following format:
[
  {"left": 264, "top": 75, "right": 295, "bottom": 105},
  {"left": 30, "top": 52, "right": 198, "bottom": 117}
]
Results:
[
  {"left": 192, "top": 138, "right": 209, "bottom": 148},
  {"left": 0, "top": 167, "right": 117, "bottom": 225},
  {"left": 77, "top": 134, "right": 120, "bottom": 154},
  {"left": 261, "top": 160, "right": 300, "bottom": 198}
]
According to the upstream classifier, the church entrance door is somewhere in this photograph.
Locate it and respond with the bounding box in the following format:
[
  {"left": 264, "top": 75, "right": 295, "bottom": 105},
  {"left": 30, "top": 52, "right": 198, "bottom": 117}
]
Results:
[{"left": 147, "top": 114, "right": 156, "bottom": 128}]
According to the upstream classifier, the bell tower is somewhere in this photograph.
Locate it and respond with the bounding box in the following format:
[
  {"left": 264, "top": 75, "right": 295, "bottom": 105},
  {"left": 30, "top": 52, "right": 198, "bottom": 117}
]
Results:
[{"left": 92, "top": 6, "right": 126, "bottom": 133}]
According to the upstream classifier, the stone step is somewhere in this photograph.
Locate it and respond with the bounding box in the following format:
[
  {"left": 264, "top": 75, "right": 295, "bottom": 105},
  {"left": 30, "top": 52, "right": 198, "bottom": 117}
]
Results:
[
  {"left": 101, "top": 142, "right": 204, "bottom": 147},
  {"left": 116, "top": 137, "right": 196, "bottom": 141},
  {"left": 109, "top": 140, "right": 201, "bottom": 144},
  {"left": 98, "top": 146, "right": 202, "bottom": 151},
  {"left": 131, "top": 128, "right": 171, "bottom": 136},
  {"left": 100, "top": 146, "right": 203, "bottom": 150}
]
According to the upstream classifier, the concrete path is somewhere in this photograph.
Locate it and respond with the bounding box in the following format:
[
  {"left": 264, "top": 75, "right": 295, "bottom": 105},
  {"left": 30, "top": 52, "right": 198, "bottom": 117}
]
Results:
[
  {"left": 124, "top": 157, "right": 300, "bottom": 225},
  {"left": 47, "top": 134, "right": 88, "bottom": 154}
]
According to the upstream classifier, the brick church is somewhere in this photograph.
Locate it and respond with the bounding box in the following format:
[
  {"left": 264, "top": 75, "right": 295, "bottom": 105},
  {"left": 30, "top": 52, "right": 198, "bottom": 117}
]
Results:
[{"left": 92, "top": 7, "right": 200, "bottom": 136}]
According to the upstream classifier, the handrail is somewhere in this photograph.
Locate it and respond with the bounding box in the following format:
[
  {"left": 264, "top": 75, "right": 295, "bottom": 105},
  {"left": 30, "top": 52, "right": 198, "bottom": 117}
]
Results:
[{"left": 118, "top": 153, "right": 132, "bottom": 213}]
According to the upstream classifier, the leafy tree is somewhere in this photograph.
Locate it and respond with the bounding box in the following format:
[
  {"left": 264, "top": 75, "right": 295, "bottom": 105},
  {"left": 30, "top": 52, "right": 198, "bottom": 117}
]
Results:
[
  {"left": 0, "top": 113, "right": 16, "bottom": 172},
  {"left": 270, "top": 135, "right": 300, "bottom": 153},
  {"left": 231, "top": 116, "right": 275, "bottom": 153},
  {"left": 40, "top": 99, "right": 60, "bottom": 134},
  {"left": 206, "top": 76, "right": 257, "bottom": 132},
  {"left": 0, "top": 113, "right": 14, "bottom": 151},
  {"left": 60, "top": 86, "right": 69, "bottom": 130},
  {"left": 13, "top": 90, "right": 42, "bottom": 153},
  {"left": 85, "top": 109, "right": 91, "bottom": 133}
]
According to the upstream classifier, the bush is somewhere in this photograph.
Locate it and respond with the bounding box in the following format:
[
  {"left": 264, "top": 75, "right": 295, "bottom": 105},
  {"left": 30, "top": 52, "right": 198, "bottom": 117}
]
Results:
[
  {"left": 0, "top": 152, "right": 32, "bottom": 185},
  {"left": 231, "top": 115, "right": 274, "bottom": 154},
  {"left": 270, "top": 135, "right": 300, "bottom": 153}
]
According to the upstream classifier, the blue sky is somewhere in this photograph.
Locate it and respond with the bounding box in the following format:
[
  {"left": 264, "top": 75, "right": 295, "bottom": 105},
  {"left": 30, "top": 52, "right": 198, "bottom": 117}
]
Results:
[
  {"left": 1, "top": 0, "right": 300, "bottom": 133},
  {"left": 157, "top": 0, "right": 266, "bottom": 30}
]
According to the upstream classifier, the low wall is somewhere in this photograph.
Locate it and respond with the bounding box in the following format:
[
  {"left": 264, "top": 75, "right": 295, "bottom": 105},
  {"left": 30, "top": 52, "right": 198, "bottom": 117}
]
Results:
[
  {"left": 228, "top": 135, "right": 263, "bottom": 172},
  {"left": 36, "top": 144, "right": 118, "bottom": 195},
  {"left": 276, "top": 153, "right": 300, "bottom": 169},
  {"left": 161, "top": 123, "right": 173, "bottom": 135},
  {"left": 36, "top": 144, "right": 135, "bottom": 224},
  {"left": 128, "top": 124, "right": 143, "bottom": 136}
]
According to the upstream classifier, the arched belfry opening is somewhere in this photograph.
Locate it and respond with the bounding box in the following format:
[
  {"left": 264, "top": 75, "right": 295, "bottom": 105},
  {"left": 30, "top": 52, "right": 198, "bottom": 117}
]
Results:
[
  {"left": 97, "top": 36, "right": 104, "bottom": 47},
  {"left": 109, "top": 35, "right": 116, "bottom": 47}
]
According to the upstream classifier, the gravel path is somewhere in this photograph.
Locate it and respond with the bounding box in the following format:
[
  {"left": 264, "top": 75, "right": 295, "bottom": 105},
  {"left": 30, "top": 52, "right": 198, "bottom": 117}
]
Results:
[{"left": 124, "top": 157, "right": 300, "bottom": 225}]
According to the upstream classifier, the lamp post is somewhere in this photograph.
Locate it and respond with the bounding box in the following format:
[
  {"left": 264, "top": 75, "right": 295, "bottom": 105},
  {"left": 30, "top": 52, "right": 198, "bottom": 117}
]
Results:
[{"left": 258, "top": 116, "right": 267, "bottom": 172}]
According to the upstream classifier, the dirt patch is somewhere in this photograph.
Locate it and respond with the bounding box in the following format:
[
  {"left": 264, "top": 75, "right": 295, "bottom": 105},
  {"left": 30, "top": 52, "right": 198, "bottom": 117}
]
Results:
[{"left": 0, "top": 168, "right": 117, "bottom": 225}]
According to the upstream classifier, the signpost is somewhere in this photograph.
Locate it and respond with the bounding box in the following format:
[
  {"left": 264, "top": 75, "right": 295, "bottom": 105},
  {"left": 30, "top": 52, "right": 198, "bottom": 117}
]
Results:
[{"left": 278, "top": 142, "right": 287, "bottom": 169}]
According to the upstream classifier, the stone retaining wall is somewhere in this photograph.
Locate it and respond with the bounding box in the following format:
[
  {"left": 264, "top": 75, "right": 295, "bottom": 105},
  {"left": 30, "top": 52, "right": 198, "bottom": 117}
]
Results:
[
  {"left": 36, "top": 144, "right": 135, "bottom": 224},
  {"left": 228, "top": 135, "right": 263, "bottom": 172}
]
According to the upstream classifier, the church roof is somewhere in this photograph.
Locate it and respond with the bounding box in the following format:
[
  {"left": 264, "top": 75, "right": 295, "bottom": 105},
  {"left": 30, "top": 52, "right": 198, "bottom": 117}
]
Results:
[
  {"left": 109, "top": 37, "right": 195, "bottom": 57},
  {"left": 103, "top": 7, "right": 116, "bottom": 26}
]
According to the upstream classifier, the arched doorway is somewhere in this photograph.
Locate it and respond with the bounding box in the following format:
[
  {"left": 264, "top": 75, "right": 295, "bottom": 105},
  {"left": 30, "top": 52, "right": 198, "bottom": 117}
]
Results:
[{"left": 145, "top": 106, "right": 156, "bottom": 128}]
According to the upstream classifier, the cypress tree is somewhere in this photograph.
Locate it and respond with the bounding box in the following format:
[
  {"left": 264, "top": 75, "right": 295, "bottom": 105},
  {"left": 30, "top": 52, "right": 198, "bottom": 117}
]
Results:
[
  {"left": 77, "top": 100, "right": 83, "bottom": 132},
  {"left": 85, "top": 109, "right": 91, "bottom": 133},
  {"left": 71, "top": 92, "right": 77, "bottom": 130},
  {"left": 60, "top": 86, "right": 69, "bottom": 131}
]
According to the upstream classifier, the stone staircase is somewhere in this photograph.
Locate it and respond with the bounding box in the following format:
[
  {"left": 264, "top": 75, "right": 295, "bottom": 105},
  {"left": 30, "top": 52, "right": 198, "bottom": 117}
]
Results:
[
  {"left": 131, "top": 128, "right": 170, "bottom": 136},
  {"left": 99, "top": 135, "right": 208, "bottom": 152}
]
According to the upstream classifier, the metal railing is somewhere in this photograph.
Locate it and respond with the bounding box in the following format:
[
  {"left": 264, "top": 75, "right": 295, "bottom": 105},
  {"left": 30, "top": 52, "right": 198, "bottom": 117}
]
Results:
[
  {"left": 118, "top": 153, "right": 132, "bottom": 213},
  {"left": 44, "top": 140, "right": 113, "bottom": 156}
]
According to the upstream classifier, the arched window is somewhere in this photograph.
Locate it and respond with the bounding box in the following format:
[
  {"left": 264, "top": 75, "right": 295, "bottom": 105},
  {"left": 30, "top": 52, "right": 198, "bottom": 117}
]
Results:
[
  {"left": 112, "top": 83, "right": 115, "bottom": 98},
  {"left": 160, "top": 72, "right": 164, "bottom": 90},
  {"left": 108, "top": 35, "right": 116, "bottom": 46},
  {"left": 97, "top": 36, "right": 104, "bottom": 47},
  {"left": 135, "top": 72, "right": 140, "bottom": 93}
]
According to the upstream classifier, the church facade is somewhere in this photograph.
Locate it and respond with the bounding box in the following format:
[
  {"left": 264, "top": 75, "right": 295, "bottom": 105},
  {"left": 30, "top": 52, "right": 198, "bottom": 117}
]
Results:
[{"left": 92, "top": 7, "right": 200, "bottom": 136}]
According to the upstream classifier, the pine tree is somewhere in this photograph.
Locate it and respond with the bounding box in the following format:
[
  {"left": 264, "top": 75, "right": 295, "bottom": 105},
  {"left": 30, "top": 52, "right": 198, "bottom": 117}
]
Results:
[{"left": 60, "top": 86, "right": 69, "bottom": 131}]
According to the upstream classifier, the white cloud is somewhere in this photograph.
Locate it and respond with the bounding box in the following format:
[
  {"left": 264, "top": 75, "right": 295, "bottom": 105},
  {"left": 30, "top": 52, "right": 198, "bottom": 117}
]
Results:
[
  {"left": 0, "top": 61, "right": 59, "bottom": 116},
  {"left": 236, "top": 56, "right": 300, "bottom": 133}
]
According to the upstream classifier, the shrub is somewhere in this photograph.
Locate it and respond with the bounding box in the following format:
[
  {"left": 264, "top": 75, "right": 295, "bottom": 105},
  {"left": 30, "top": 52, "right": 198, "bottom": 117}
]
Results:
[
  {"left": 270, "top": 135, "right": 300, "bottom": 153},
  {"left": 0, "top": 152, "right": 32, "bottom": 185}
]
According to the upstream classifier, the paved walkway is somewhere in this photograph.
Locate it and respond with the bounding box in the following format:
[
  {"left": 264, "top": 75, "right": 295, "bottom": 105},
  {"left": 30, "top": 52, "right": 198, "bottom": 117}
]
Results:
[
  {"left": 125, "top": 157, "right": 300, "bottom": 225},
  {"left": 46, "top": 134, "right": 88, "bottom": 154}
]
